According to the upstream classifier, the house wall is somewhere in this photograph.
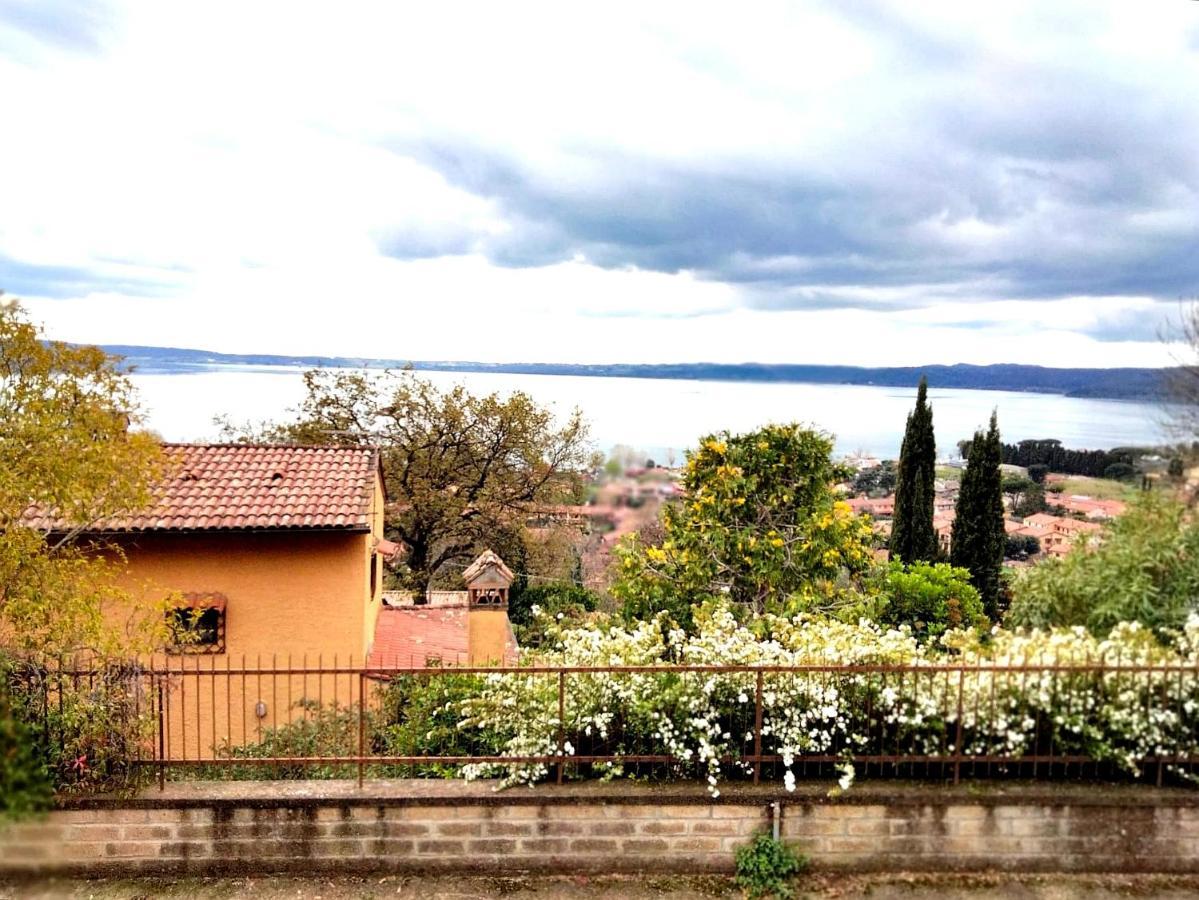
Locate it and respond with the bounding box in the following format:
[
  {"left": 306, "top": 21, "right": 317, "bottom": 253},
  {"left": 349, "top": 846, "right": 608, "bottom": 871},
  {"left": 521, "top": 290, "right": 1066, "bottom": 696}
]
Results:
[
  {"left": 362, "top": 479, "right": 386, "bottom": 657},
  {"left": 114, "top": 530, "right": 372, "bottom": 759}
]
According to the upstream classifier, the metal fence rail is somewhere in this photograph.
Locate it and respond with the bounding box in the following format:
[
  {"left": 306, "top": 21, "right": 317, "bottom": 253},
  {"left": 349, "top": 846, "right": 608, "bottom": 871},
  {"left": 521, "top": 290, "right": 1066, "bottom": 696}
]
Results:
[{"left": 19, "top": 655, "right": 1199, "bottom": 790}]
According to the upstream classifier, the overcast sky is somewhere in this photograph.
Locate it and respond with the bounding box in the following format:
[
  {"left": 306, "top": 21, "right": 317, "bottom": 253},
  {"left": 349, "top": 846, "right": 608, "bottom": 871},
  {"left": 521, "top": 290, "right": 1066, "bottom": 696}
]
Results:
[{"left": 2, "top": 1, "right": 1198, "bottom": 367}]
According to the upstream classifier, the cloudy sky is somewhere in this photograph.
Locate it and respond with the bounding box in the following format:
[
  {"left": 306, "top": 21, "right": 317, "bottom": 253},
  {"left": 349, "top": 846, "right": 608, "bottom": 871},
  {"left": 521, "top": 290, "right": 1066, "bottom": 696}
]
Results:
[{"left": 2, "top": 1, "right": 1198, "bottom": 367}]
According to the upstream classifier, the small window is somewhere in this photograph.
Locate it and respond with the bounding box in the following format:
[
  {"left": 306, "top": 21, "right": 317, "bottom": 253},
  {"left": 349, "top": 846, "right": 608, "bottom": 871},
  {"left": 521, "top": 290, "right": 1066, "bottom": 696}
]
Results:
[{"left": 167, "top": 596, "right": 226, "bottom": 654}]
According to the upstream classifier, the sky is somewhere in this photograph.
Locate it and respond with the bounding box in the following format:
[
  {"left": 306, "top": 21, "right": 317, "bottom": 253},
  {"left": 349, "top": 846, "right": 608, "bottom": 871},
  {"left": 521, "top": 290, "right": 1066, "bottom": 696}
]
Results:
[{"left": 2, "top": 1, "right": 1198, "bottom": 368}]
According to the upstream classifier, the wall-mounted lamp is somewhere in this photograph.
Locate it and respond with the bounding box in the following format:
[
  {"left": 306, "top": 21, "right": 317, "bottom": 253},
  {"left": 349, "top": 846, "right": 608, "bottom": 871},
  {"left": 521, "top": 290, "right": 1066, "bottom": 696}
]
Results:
[{"left": 254, "top": 700, "right": 268, "bottom": 719}]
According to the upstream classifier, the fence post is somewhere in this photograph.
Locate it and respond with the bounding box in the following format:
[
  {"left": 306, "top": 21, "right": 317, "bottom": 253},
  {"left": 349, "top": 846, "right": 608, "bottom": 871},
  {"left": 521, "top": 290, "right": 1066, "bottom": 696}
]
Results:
[
  {"left": 358, "top": 670, "right": 366, "bottom": 789},
  {"left": 753, "top": 669, "right": 764, "bottom": 786},
  {"left": 156, "top": 673, "right": 166, "bottom": 791},
  {"left": 556, "top": 670, "right": 566, "bottom": 785},
  {"left": 953, "top": 665, "right": 966, "bottom": 786}
]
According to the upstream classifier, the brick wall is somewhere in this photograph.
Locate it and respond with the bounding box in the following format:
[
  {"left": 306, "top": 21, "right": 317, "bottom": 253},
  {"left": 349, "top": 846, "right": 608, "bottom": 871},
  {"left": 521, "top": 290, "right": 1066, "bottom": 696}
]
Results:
[{"left": 3, "top": 781, "right": 1199, "bottom": 876}]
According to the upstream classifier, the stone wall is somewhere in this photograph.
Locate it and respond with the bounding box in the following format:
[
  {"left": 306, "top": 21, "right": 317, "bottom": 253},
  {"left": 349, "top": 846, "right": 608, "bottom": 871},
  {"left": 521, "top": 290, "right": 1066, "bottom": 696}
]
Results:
[{"left": 3, "top": 781, "right": 1198, "bottom": 876}]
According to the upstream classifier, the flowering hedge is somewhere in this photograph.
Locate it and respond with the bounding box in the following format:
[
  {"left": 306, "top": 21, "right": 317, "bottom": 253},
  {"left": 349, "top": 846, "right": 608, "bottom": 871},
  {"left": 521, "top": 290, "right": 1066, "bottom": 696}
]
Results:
[{"left": 460, "top": 603, "right": 1199, "bottom": 794}]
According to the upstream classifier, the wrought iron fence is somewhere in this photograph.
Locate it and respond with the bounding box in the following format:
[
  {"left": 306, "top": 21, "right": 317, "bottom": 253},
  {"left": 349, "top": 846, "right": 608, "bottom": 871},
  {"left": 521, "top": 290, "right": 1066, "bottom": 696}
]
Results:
[{"left": 16, "top": 655, "right": 1199, "bottom": 790}]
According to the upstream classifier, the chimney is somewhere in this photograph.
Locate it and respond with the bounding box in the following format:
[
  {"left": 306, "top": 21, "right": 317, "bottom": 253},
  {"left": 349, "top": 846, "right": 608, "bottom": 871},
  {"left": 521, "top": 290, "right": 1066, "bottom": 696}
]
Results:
[{"left": 462, "top": 550, "right": 514, "bottom": 665}]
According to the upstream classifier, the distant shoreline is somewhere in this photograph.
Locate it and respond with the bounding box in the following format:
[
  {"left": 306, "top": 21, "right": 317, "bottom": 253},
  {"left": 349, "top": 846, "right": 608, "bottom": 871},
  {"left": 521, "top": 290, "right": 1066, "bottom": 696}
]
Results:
[{"left": 99, "top": 343, "right": 1172, "bottom": 402}]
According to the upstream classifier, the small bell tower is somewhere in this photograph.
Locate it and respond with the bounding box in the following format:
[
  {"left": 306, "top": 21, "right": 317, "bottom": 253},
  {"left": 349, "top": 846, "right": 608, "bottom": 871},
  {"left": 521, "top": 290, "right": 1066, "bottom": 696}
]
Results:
[{"left": 462, "top": 550, "right": 514, "bottom": 664}]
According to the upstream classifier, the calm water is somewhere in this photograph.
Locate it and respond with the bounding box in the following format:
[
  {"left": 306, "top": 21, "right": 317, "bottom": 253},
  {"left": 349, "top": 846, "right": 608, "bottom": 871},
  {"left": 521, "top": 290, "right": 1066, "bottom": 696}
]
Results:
[{"left": 129, "top": 365, "right": 1171, "bottom": 461}]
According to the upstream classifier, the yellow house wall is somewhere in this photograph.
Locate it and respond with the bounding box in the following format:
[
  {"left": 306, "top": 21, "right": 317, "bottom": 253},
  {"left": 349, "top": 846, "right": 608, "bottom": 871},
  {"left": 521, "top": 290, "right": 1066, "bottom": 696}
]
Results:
[
  {"left": 467, "top": 609, "right": 510, "bottom": 665},
  {"left": 115, "top": 529, "right": 373, "bottom": 760},
  {"left": 362, "top": 479, "right": 386, "bottom": 656}
]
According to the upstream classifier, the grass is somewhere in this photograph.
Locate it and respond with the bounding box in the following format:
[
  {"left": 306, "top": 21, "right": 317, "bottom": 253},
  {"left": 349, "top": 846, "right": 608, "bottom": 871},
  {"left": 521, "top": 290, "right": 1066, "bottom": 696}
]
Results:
[{"left": 1052, "top": 476, "right": 1135, "bottom": 501}]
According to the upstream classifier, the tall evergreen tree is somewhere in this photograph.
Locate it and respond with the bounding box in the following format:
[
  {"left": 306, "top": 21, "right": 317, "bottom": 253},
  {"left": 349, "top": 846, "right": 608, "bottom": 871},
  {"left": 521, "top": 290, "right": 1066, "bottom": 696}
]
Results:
[
  {"left": 889, "top": 377, "right": 938, "bottom": 563},
  {"left": 951, "top": 411, "right": 1006, "bottom": 618}
]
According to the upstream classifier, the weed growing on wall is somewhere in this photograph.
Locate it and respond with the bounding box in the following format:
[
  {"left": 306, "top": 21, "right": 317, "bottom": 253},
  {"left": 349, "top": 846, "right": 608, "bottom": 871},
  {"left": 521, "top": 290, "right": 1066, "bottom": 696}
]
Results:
[{"left": 735, "top": 832, "right": 808, "bottom": 899}]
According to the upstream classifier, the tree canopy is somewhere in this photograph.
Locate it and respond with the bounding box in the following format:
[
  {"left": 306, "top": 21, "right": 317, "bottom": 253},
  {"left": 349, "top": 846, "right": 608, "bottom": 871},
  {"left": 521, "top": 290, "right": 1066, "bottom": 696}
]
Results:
[
  {"left": 950, "top": 411, "right": 1005, "bottom": 618},
  {"left": 227, "top": 368, "right": 594, "bottom": 588},
  {"left": 0, "top": 296, "right": 163, "bottom": 655},
  {"left": 949, "top": 409, "right": 1007, "bottom": 618},
  {"left": 611, "top": 423, "right": 875, "bottom": 626},
  {"left": 889, "top": 377, "right": 937, "bottom": 563},
  {"left": 1006, "top": 492, "right": 1199, "bottom": 636}
]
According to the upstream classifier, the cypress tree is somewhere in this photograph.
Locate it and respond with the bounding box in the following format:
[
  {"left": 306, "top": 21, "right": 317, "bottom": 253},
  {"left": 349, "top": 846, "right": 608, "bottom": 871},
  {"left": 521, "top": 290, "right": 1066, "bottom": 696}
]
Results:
[
  {"left": 951, "top": 411, "right": 1006, "bottom": 618},
  {"left": 889, "top": 377, "right": 938, "bottom": 563}
]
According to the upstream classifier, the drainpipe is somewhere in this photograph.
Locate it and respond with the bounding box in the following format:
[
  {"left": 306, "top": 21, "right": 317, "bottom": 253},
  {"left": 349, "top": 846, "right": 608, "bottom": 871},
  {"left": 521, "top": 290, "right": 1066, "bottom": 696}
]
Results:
[{"left": 771, "top": 801, "right": 782, "bottom": 841}]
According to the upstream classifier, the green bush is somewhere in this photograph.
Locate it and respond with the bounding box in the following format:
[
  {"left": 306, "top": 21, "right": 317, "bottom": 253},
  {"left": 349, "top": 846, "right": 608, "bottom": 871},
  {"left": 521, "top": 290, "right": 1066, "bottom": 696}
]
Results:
[
  {"left": 1007, "top": 493, "right": 1199, "bottom": 636},
  {"left": 0, "top": 663, "right": 53, "bottom": 819},
  {"left": 215, "top": 700, "right": 367, "bottom": 779},
  {"left": 735, "top": 832, "right": 808, "bottom": 899},
  {"left": 377, "top": 670, "right": 501, "bottom": 776},
  {"left": 2, "top": 656, "right": 150, "bottom": 798},
  {"left": 508, "top": 582, "right": 599, "bottom": 627},
  {"left": 847, "top": 561, "right": 987, "bottom": 639}
]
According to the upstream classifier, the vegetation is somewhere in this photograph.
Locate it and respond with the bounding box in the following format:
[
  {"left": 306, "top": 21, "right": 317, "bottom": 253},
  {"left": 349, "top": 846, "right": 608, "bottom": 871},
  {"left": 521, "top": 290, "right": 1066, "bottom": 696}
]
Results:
[
  {"left": 459, "top": 601, "right": 1199, "bottom": 795},
  {"left": 508, "top": 582, "right": 600, "bottom": 646},
  {"left": 997, "top": 438, "right": 1139, "bottom": 480},
  {"left": 0, "top": 297, "right": 163, "bottom": 807},
  {"left": 1051, "top": 475, "right": 1132, "bottom": 501},
  {"left": 951, "top": 413, "right": 1006, "bottom": 618},
  {"left": 220, "top": 367, "right": 594, "bottom": 588},
  {"left": 611, "top": 424, "right": 874, "bottom": 627},
  {"left": 1005, "top": 534, "right": 1040, "bottom": 560},
  {"left": 1007, "top": 493, "right": 1199, "bottom": 636},
  {"left": 856, "top": 561, "right": 986, "bottom": 639},
  {"left": 889, "top": 377, "right": 937, "bottom": 564},
  {"left": 211, "top": 672, "right": 501, "bottom": 780},
  {"left": 1003, "top": 475, "right": 1047, "bottom": 518},
  {"left": 735, "top": 832, "right": 808, "bottom": 899},
  {"left": 0, "top": 661, "right": 53, "bottom": 818},
  {"left": 0, "top": 297, "right": 165, "bottom": 655},
  {"left": 851, "top": 461, "right": 895, "bottom": 497}
]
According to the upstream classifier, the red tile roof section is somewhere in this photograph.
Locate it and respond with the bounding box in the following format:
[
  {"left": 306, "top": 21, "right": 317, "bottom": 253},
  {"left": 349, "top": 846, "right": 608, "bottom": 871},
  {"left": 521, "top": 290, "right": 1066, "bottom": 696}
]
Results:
[
  {"left": 368, "top": 605, "right": 519, "bottom": 668},
  {"left": 369, "top": 606, "right": 470, "bottom": 667},
  {"left": 24, "top": 443, "right": 379, "bottom": 533}
]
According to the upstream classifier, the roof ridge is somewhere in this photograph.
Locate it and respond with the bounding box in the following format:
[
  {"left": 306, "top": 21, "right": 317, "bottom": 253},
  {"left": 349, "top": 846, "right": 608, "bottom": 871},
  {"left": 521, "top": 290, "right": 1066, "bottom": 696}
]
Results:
[{"left": 162, "top": 442, "right": 376, "bottom": 452}]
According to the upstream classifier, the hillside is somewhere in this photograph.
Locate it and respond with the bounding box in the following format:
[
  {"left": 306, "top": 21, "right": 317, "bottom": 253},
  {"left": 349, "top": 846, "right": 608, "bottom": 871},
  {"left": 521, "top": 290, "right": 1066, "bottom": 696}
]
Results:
[{"left": 99, "top": 344, "right": 1170, "bottom": 401}]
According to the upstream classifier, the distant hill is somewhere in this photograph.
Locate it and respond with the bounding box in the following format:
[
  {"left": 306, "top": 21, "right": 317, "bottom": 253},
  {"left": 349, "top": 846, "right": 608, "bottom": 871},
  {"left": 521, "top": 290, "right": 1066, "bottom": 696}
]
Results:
[{"left": 98, "top": 344, "right": 1171, "bottom": 401}]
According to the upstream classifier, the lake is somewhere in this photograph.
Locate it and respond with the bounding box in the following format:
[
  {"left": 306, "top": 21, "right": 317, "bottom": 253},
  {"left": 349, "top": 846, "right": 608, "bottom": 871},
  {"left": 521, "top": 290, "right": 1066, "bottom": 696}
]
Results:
[{"left": 129, "top": 365, "right": 1172, "bottom": 461}]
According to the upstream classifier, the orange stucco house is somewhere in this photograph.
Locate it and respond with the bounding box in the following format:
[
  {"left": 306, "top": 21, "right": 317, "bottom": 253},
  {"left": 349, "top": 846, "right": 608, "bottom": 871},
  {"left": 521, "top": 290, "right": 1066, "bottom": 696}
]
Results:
[
  {"left": 29, "top": 443, "right": 395, "bottom": 665},
  {"left": 28, "top": 442, "right": 518, "bottom": 758}
]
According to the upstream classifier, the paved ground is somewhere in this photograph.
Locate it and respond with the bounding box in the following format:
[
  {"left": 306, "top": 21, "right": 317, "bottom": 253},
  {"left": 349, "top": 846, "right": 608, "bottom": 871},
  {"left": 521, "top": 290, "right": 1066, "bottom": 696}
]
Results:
[{"left": 7, "top": 874, "right": 1199, "bottom": 900}]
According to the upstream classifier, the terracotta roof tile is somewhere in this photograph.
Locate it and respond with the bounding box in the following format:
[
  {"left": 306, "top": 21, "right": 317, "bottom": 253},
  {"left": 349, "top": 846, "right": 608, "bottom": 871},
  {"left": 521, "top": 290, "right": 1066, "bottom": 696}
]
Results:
[
  {"left": 367, "top": 605, "right": 519, "bottom": 668},
  {"left": 368, "top": 606, "right": 470, "bottom": 667},
  {"left": 24, "top": 443, "right": 379, "bottom": 533}
]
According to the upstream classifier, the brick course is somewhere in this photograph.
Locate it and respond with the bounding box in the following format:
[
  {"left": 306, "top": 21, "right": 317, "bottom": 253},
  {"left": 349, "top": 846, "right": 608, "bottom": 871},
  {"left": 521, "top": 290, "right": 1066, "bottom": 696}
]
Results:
[{"left": 2, "top": 781, "right": 1198, "bottom": 876}]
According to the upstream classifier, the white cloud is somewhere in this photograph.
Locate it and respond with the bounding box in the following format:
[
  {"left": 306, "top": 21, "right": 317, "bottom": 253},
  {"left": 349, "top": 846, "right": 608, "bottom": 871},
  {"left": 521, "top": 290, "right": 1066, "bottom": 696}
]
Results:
[{"left": 3, "top": 0, "right": 1198, "bottom": 368}]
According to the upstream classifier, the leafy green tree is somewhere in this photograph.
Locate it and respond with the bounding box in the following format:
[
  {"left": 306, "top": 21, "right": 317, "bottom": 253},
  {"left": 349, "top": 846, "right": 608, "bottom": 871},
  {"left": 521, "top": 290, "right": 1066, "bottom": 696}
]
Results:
[
  {"left": 889, "top": 377, "right": 937, "bottom": 563},
  {"left": 1027, "top": 464, "right": 1049, "bottom": 484},
  {"left": 951, "top": 412, "right": 1005, "bottom": 618},
  {"left": 611, "top": 424, "right": 875, "bottom": 626},
  {"left": 1006, "top": 493, "right": 1199, "bottom": 636},
  {"left": 1003, "top": 475, "right": 1047, "bottom": 518},
  {"left": 852, "top": 461, "right": 896, "bottom": 497},
  {"left": 1103, "top": 462, "right": 1136, "bottom": 481},
  {"left": 224, "top": 368, "right": 593, "bottom": 588},
  {"left": 1004, "top": 534, "right": 1040, "bottom": 559},
  {"left": 1, "top": 295, "right": 164, "bottom": 655}
]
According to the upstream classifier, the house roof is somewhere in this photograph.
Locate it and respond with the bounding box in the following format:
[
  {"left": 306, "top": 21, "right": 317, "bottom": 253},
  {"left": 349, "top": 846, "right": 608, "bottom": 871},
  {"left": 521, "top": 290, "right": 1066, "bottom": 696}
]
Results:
[
  {"left": 24, "top": 443, "right": 381, "bottom": 533},
  {"left": 367, "top": 605, "right": 518, "bottom": 668}
]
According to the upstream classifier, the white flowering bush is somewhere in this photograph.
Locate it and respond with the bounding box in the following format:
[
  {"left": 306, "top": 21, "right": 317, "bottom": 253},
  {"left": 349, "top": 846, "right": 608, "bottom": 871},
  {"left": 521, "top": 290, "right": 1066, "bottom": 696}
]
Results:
[{"left": 458, "top": 603, "right": 1199, "bottom": 794}]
